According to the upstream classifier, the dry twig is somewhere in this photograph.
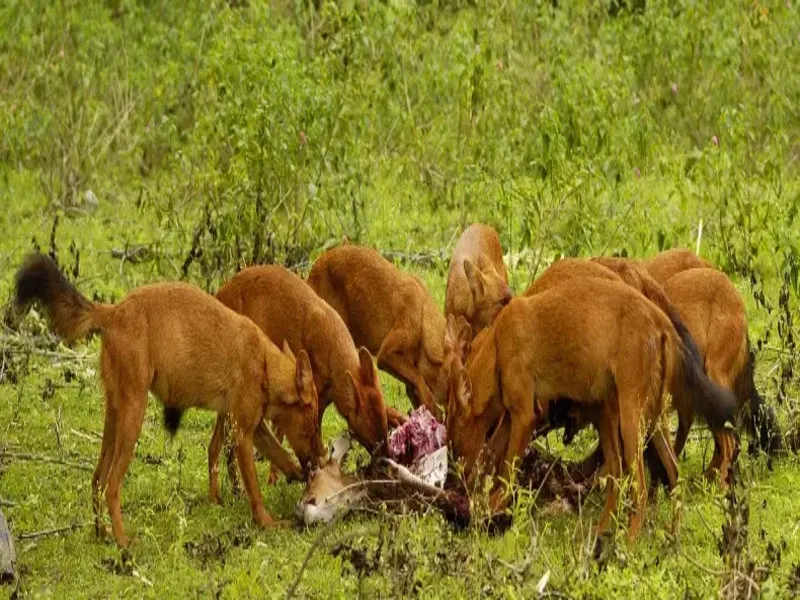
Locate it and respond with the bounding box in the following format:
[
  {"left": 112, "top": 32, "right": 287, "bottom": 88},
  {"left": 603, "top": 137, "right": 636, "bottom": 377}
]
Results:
[{"left": 18, "top": 522, "right": 93, "bottom": 541}]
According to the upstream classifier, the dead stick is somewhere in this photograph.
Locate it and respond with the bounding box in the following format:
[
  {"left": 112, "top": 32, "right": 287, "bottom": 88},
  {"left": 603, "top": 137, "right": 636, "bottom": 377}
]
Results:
[
  {"left": 0, "top": 498, "right": 16, "bottom": 507},
  {"left": 285, "top": 512, "right": 348, "bottom": 600},
  {"left": 18, "top": 522, "right": 93, "bottom": 541},
  {"left": 0, "top": 451, "right": 93, "bottom": 472},
  {"left": 70, "top": 428, "right": 102, "bottom": 442}
]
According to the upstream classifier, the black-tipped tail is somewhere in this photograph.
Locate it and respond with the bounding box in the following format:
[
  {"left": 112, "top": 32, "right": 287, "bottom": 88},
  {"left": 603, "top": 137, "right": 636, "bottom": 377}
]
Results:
[
  {"left": 749, "top": 389, "right": 783, "bottom": 453},
  {"left": 738, "top": 345, "right": 783, "bottom": 453},
  {"left": 163, "top": 407, "right": 185, "bottom": 436},
  {"left": 682, "top": 345, "right": 737, "bottom": 430},
  {"left": 15, "top": 252, "right": 102, "bottom": 343}
]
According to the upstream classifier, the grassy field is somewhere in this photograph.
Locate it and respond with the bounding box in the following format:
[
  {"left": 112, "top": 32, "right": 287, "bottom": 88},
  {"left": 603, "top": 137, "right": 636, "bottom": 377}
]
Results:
[{"left": 2, "top": 0, "right": 800, "bottom": 597}]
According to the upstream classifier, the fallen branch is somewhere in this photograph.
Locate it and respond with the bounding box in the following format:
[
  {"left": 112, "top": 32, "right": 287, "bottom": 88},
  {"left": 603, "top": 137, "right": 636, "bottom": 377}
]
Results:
[
  {"left": 0, "top": 499, "right": 15, "bottom": 508},
  {"left": 0, "top": 451, "right": 93, "bottom": 472},
  {"left": 18, "top": 522, "right": 93, "bottom": 541},
  {"left": 70, "top": 428, "right": 102, "bottom": 443},
  {"left": 285, "top": 512, "right": 347, "bottom": 599}
]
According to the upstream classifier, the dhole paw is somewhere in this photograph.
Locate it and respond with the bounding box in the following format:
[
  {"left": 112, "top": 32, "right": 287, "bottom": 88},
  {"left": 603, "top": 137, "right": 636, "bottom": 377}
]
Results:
[
  {"left": 267, "top": 469, "right": 281, "bottom": 485},
  {"left": 254, "top": 510, "right": 276, "bottom": 528}
]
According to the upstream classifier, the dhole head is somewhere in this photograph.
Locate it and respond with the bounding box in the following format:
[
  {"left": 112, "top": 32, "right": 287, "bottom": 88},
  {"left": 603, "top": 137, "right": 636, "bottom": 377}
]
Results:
[
  {"left": 463, "top": 258, "right": 512, "bottom": 333},
  {"left": 345, "top": 347, "right": 390, "bottom": 456},
  {"left": 272, "top": 341, "right": 325, "bottom": 470},
  {"left": 445, "top": 366, "right": 504, "bottom": 484}
]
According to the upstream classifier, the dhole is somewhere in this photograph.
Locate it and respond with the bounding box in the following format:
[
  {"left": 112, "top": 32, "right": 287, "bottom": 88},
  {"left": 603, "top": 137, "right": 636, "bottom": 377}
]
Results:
[
  {"left": 448, "top": 278, "right": 737, "bottom": 539},
  {"left": 637, "top": 250, "right": 780, "bottom": 455},
  {"left": 642, "top": 248, "right": 714, "bottom": 284},
  {"left": 208, "top": 265, "right": 396, "bottom": 501},
  {"left": 663, "top": 268, "right": 782, "bottom": 455},
  {"left": 14, "top": 254, "right": 323, "bottom": 547},
  {"left": 525, "top": 257, "right": 738, "bottom": 482},
  {"left": 307, "top": 245, "right": 469, "bottom": 419},
  {"left": 445, "top": 224, "right": 512, "bottom": 337}
]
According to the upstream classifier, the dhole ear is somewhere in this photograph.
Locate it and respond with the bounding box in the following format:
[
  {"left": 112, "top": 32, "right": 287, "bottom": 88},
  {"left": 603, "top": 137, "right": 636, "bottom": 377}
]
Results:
[
  {"left": 345, "top": 370, "right": 363, "bottom": 407},
  {"left": 455, "top": 315, "right": 472, "bottom": 359},
  {"left": 282, "top": 340, "right": 296, "bottom": 361},
  {"left": 295, "top": 350, "right": 314, "bottom": 405},
  {"left": 445, "top": 314, "right": 472, "bottom": 362},
  {"left": 357, "top": 347, "right": 376, "bottom": 387},
  {"left": 445, "top": 314, "right": 458, "bottom": 349},
  {"left": 457, "top": 367, "right": 472, "bottom": 410},
  {"left": 463, "top": 258, "right": 486, "bottom": 301}
]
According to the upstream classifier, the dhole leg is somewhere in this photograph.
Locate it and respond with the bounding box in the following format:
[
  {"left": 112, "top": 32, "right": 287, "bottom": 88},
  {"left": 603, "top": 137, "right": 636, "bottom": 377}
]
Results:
[
  {"left": 232, "top": 427, "right": 273, "bottom": 527},
  {"left": 704, "top": 363, "right": 736, "bottom": 484},
  {"left": 650, "top": 423, "right": 679, "bottom": 490},
  {"left": 266, "top": 426, "right": 285, "bottom": 485},
  {"left": 376, "top": 329, "right": 440, "bottom": 419},
  {"left": 105, "top": 393, "right": 148, "bottom": 548},
  {"left": 490, "top": 371, "right": 536, "bottom": 512},
  {"left": 225, "top": 417, "right": 240, "bottom": 494},
  {"left": 619, "top": 402, "right": 647, "bottom": 541},
  {"left": 92, "top": 398, "right": 117, "bottom": 538},
  {"left": 253, "top": 421, "right": 304, "bottom": 482},
  {"left": 595, "top": 407, "right": 622, "bottom": 535},
  {"left": 208, "top": 413, "right": 227, "bottom": 504},
  {"left": 707, "top": 429, "right": 736, "bottom": 488}
]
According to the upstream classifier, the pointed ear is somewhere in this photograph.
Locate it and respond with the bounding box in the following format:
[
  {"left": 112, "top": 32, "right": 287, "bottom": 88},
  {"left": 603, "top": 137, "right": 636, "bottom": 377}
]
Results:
[
  {"left": 458, "top": 367, "right": 472, "bottom": 410},
  {"left": 295, "top": 350, "right": 314, "bottom": 405},
  {"left": 345, "top": 369, "right": 363, "bottom": 406},
  {"left": 282, "top": 340, "right": 296, "bottom": 361},
  {"left": 357, "top": 347, "right": 376, "bottom": 387},
  {"left": 445, "top": 314, "right": 459, "bottom": 350},
  {"left": 446, "top": 314, "right": 472, "bottom": 362},
  {"left": 463, "top": 258, "right": 486, "bottom": 302},
  {"left": 455, "top": 315, "right": 472, "bottom": 359}
]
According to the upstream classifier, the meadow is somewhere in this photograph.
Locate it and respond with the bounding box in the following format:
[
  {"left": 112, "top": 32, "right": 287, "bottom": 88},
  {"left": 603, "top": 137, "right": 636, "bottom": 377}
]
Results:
[{"left": 1, "top": 0, "right": 799, "bottom": 597}]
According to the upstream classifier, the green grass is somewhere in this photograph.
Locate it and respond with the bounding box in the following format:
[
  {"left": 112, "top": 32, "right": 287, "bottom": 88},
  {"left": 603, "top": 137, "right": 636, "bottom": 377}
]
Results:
[{"left": 2, "top": 0, "right": 800, "bottom": 597}]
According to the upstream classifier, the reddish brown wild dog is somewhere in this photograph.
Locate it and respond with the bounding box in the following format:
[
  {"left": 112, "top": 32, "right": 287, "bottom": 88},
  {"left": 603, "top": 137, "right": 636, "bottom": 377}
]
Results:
[
  {"left": 525, "top": 257, "right": 739, "bottom": 483},
  {"left": 448, "top": 278, "right": 737, "bottom": 540},
  {"left": 14, "top": 254, "right": 323, "bottom": 548},
  {"left": 642, "top": 248, "right": 714, "bottom": 284},
  {"left": 445, "top": 224, "right": 512, "bottom": 337},
  {"left": 209, "top": 265, "right": 397, "bottom": 500},
  {"left": 663, "top": 268, "right": 782, "bottom": 456},
  {"left": 307, "top": 244, "right": 469, "bottom": 419}
]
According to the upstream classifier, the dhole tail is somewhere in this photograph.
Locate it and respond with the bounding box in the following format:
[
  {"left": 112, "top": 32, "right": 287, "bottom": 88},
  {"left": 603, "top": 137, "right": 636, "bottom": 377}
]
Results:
[
  {"left": 15, "top": 253, "right": 111, "bottom": 343},
  {"left": 639, "top": 276, "right": 703, "bottom": 367},
  {"left": 16, "top": 253, "right": 186, "bottom": 436},
  {"left": 736, "top": 340, "right": 783, "bottom": 454},
  {"left": 675, "top": 336, "right": 737, "bottom": 431}
]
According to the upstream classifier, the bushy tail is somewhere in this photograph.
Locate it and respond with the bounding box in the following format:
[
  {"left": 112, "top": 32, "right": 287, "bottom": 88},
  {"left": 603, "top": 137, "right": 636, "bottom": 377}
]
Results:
[
  {"left": 678, "top": 338, "right": 738, "bottom": 431},
  {"left": 15, "top": 253, "right": 109, "bottom": 343},
  {"left": 735, "top": 340, "right": 783, "bottom": 454}
]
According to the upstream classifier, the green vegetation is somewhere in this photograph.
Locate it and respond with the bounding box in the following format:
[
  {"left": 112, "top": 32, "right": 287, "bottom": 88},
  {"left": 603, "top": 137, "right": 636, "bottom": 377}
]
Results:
[{"left": 1, "top": 0, "right": 799, "bottom": 597}]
